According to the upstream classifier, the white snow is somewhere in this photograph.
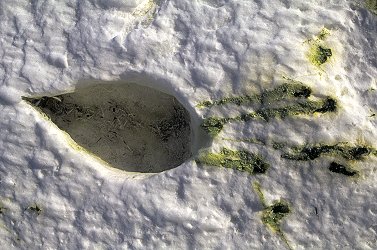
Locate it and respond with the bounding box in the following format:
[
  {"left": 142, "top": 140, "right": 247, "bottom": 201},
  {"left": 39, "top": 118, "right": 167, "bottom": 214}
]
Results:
[{"left": 1, "top": 0, "right": 377, "bottom": 249}]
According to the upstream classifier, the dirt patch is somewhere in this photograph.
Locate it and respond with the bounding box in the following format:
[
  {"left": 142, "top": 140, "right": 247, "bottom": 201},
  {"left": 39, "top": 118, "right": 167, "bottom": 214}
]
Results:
[{"left": 24, "top": 82, "right": 192, "bottom": 173}]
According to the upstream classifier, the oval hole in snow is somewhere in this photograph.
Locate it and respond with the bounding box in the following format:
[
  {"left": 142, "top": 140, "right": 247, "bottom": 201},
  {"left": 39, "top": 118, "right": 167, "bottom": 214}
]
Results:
[{"left": 25, "top": 82, "right": 192, "bottom": 173}]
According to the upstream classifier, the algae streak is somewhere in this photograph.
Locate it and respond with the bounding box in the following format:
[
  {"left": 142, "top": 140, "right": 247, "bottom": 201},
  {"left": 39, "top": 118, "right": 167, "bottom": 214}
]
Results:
[
  {"left": 281, "top": 144, "right": 372, "bottom": 161},
  {"left": 262, "top": 200, "right": 291, "bottom": 233},
  {"left": 201, "top": 96, "right": 337, "bottom": 135},
  {"left": 197, "top": 82, "right": 311, "bottom": 108},
  {"left": 196, "top": 148, "right": 269, "bottom": 174},
  {"left": 262, "top": 200, "right": 292, "bottom": 249}
]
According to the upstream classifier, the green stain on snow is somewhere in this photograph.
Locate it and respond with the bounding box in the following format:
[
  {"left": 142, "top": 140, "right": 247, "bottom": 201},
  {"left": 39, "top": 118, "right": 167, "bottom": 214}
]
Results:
[
  {"left": 307, "top": 28, "right": 333, "bottom": 67},
  {"left": 317, "top": 28, "right": 331, "bottom": 40},
  {"left": 221, "top": 138, "right": 375, "bottom": 177},
  {"left": 197, "top": 82, "right": 311, "bottom": 108},
  {"left": 328, "top": 162, "right": 358, "bottom": 176},
  {"left": 281, "top": 144, "right": 372, "bottom": 161},
  {"left": 309, "top": 45, "right": 333, "bottom": 66},
  {"left": 260, "top": 82, "right": 312, "bottom": 105},
  {"left": 272, "top": 141, "right": 285, "bottom": 150},
  {"left": 197, "top": 94, "right": 256, "bottom": 108},
  {"left": 366, "top": 0, "right": 377, "bottom": 15},
  {"left": 257, "top": 97, "right": 336, "bottom": 119},
  {"left": 196, "top": 148, "right": 270, "bottom": 174},
  {"left": 199, "top": 81, "right": 337, "bottom": 136},
  {"left": 28, "top": 204, "right": 42, "bottom": 216},
  {"left": 262, "top": 200, "right": 292, "bottom": 249},
  {"left": 201, "top": 117, "right": 229, "bottom": 136},
  {"left": 280, "top": 143, "right": 377, "bottom": 177},
  {"left": 262, "top": 200, "right": 291, "bottom": 233},
  {"left": 253, "top": 183, "right": 292, "bottom": 249},
  {"left": 0, "top": 204, "right": 5, "bottom": 214},
  {"left": 252, "top": 182, "right": 267, "bottom": 208},
  {"left": 201, "top": 96, "right": 337, "bottom": 135}
]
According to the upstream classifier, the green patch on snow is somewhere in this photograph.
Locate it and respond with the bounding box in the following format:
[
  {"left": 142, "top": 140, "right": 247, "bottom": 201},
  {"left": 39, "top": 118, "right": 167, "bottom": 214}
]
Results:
[
  {"left": 199, "top": 81, "right": 337, "bottom": 136},
  {"left": 272, "top": 141, "right": 285, "bottom": 150},
  {"left": 279, "top": 143, "right": 377, "bottom": 177},
  {"left": 252, "top": 182, "right": 267, "bottom": 207},
  {"left": 317, "top": 28, "right": 331, "bottom": 40},
  {"left": 196, "top": 100, "right": 214, "bottom": 108},
  {"left": 281, "top": 143, "right": 372, "bottom": 161},
  {"left": 261, "top": 82, "right": 312, "bottom": 105},
  {"left": 201, "top": 96, "right": 337, "bottom": 135},
  {"left": 262, "top": 200, "right": 293, "bottom": 249},
  {"left": 262, "top": 200, "right": 291, "bottom": 233},
  {"left": 133, "top": 0, "right": 155, "bottom": 16},
  {"left": 257, "top": 97, "right": 337, "bottom": 119},
  {"left": 253, "top": 183, "right": 292, "bottom": 249},
  {"left": 27, "top": 204, "right": 42, "bottom": 216},
  {"left": 197, "top": 82, "right": 311, "bottom": 108},
  {"left": 366, "top": 0, "right": 377, "bottom": 15},
  {"left": 200, "top": 117, "right": 228, "bottom": 135},
  {"left": 307, "top": 28, "right": 333, "bottom": 67},
  {"left": 309, "top": 45, "right": 333, "bottom": 66},
  {"left": 0, "top": 204, "right": 6, "bottom": 214},
  {"left": 199, "top": 94, "right": 256, "bottom": 108},
  {"left": 196, "top": 148, "right": 270, "bottom": 174},
  {"left": 200, "top": 117, "right": 229, "bottom": 136},
  {"left": 133, "top": 0, "right": 161, "bottom": 27},
  {"left": 220, "top": 138, "right": 373, "bottom": 178},
  {"left": 328, "top": 162, "right": 358, "bottom": 176}
]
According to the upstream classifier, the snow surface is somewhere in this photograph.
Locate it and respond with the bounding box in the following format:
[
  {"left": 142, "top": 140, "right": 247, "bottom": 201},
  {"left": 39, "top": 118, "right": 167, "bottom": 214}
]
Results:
[{"left": 0, "top": 0, "right": 377, "bottom": 249}]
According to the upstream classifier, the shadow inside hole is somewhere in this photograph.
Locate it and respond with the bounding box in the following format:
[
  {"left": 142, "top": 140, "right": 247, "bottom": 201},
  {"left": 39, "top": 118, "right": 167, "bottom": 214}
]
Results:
[{"left": 25, "top": 82, "right": 192, "bottom": 173}]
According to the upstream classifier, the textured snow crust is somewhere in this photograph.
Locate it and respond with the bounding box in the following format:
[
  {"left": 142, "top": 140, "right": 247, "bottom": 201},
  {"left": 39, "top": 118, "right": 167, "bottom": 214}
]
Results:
[{"left": 0, "top": 0, "right": 377, "bottom": 249}]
